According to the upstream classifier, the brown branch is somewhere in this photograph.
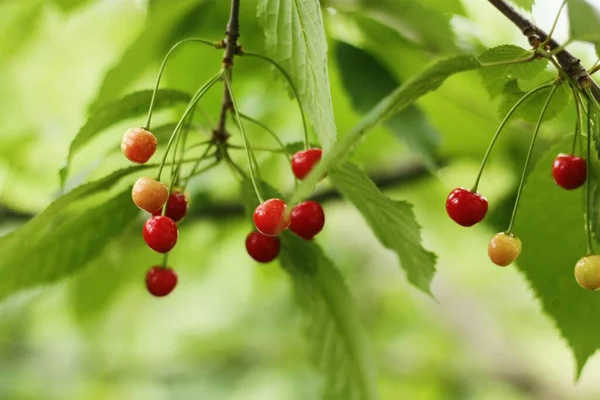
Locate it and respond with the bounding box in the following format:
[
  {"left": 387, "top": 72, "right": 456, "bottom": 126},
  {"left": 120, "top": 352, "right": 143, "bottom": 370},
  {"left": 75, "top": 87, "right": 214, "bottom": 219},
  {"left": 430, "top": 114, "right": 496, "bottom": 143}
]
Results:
[
  {"left": 214, "top": 0, "right": 241, "bottom": 141},
  {"left": 487, "top": 0, "right": 600, "bottom": 102}
]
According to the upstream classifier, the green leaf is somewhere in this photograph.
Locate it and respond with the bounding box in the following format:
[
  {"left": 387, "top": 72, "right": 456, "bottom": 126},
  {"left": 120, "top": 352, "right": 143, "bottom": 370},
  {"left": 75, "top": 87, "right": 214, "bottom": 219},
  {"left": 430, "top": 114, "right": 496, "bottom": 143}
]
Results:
[
  {"left": 568, "top": 0, "right": 600, "bottom": 46},
  {"left": 0, "top": 189, "right": 138, "bottom": 302},
  {"left": 279, "top": 233, "right": 379, "bottom": 400},
  {"left": 498, "top": 80, "right": 570, "bottom": 123},
  {"left": 257, "top": 0, "right": 338, "bottom": 150},
  {"left": 59, "top": 89, "right": 190, "bottom": 187},
  {"left": 90, "top": 0, "right": 204, "bottom": 110},
  {"left": 509, "top": 0, "right": 535, "bottom": 12},
  {"left": 288, "top": 55, "right": 480, "bottom": 206},
  {"left": 329, "top": 163, "right": 437, "bottom": 294},
  {"left": 241, "top": 180, "right": 378, "bottom": 399},
  {"left": 478, "top": 45, "right": 547, "bottom": 98},
  {"left": 334, "top": 41, "right": 440, "bottom": 170},
  {"left": 514, "top": 135, "right": 598, "bottom": 376}
]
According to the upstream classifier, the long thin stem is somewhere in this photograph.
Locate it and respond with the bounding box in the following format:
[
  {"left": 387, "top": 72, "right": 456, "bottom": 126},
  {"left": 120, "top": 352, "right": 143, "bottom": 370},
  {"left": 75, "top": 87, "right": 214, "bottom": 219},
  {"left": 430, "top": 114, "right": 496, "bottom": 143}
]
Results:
[
  {"left": 571, "top": 85, "right": 583, "bottom": 154},
  {"left": 506, "top": 85, "right": 560, "bottom": 233},
  {"left": 144, "top": 38, "right": 219, "bottom": 129},
  {"left": 181, "top": 143, "right": 216, "bottom": 189},
  {"left": 227, "top": 143, "right": 286, "bottom": 153},
  {"left": 585, "top": 97, "right": 594, "bottom": 255},
  {"left": 156, "top": 71, "right": 223, "bottom": 181},
  {"left": 241, "top": 52, "right": 310, "bottom": 150},
  {"left": 472, "top": 83, "right": 553, "bottom": 191},
  {"left": 542, "top": 0, "right": 567, "bottom": 47},
  {"left": 238, "top": 113, "right": 293, "bottom": 162},
  {"left": 223, "top": 72, "right": 264, "bottom": 203}
]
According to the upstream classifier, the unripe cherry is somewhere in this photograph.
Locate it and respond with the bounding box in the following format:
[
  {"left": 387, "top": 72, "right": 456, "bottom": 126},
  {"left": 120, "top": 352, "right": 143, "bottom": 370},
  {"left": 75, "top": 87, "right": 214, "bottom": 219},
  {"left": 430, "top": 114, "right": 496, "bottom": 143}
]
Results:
[
  {"left": 121, "top": 127, "right": 158, "bottom": 164},
  {"left": 574, "top": 255, "right": 600, "bottom": 290},
  {"left": 132, "top": 177, "right": 168, "bottom": 213},
  {"left": 488, "top": 232, "right": 522, "bottom": 266}
]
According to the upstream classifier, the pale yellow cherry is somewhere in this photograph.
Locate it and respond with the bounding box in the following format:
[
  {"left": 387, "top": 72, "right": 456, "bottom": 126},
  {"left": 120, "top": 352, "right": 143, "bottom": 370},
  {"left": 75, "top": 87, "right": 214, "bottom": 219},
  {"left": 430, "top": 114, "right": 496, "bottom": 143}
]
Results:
[
  {"left": 488, "top": 232, "right": 522, "bottom": 267},
  {"left": 574, "top": 255, "right": 600, "bottom": 290},
  {"left": 132, "top": 176, "right": 168, "bottom": 213}
]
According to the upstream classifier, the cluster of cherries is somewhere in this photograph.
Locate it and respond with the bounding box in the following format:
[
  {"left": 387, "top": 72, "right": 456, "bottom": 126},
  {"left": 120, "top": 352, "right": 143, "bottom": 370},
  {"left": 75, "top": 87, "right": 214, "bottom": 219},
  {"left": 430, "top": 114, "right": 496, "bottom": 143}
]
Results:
[
  {"left": 245, "top": 148, "right": 326, "bottom": 263},
  {"left": 122, "top": 127, "right": 187, "bottom": 297},
  {"left": 121, "top": 126, "right": 327, "bottom": 297},
  {"left": 445, "top": 150, "right": 594, "bottom": 287}
]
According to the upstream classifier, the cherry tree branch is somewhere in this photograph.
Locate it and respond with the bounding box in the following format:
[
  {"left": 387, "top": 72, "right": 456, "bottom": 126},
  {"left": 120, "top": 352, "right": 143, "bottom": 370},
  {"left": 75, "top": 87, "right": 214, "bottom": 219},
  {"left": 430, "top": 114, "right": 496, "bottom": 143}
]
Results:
[{"left": 487, "top": 0, "right": 600, "bottom": 102}]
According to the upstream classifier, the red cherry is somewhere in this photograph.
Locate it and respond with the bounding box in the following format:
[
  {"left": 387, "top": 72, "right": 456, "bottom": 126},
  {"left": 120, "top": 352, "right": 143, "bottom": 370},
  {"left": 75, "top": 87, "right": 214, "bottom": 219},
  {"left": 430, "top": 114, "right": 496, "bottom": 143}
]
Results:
[
  {"left": 153, "top": 191, "right": 188, "bottom": 223},
  {"left": 446, "top": 188, "right": 488, "bottom": 227},
  {"left": 142, "top": 216, "right": 179, "bottom": 253},
  {"left": 289, "top": 201, "right": 325, "bottom": 240},
  {"left": 291, "top": 148, "right": 323, "bottom": 180},
  {"left": 145, "top": 266, "right": 178, "bottom": 297},
  {"left": 121, "top": 127, "right": 157, "bottom": 164},
  {"left": 253, "top": 198, "right": 291, "bottom": 236},
  {"left": 552, "top": 153, "right": 586, "bottom": 190},
  {"left": 245, "top": 231, "right": 280, "bottom": 263}
]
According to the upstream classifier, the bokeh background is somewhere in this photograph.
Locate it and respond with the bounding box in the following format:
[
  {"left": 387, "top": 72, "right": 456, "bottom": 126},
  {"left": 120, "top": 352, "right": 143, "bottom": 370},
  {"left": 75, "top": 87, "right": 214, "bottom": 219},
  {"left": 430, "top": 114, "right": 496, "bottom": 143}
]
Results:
[{"left": 1, "top": 0, "right": 600, "bottom": 399}]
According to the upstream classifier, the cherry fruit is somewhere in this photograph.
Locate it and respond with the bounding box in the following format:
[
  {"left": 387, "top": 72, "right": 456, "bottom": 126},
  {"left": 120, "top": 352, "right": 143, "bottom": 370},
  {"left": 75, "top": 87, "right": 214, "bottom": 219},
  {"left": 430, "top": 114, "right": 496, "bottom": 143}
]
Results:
[
  {"left": 289, "top": 201, "right": 325, "bottom": 240},
  {"left": 446, "top": 188, "right": 488, "bottom": 227},
  {"left": 291, "top": 148, "right": 323, "bottom": 180},
  {"left": 253, "top": 198, "right": 291, "bottom": 236},
  {"left": 488, "top": 232, "right": 522, "bottom": 267},
  {"left": 132, "top": 177, "right": 168, "bottom": 213},
  {"left": 122, "top": 127, "right": 158, "bottom": 164},
  {"left": 153, "top": 191, "right": 188, "bottom": 223},
  {"left": 552, "top": 153, "right": 587, "bottom": 190},
  {"left": 146, "top": 266, "right": 178, "bottom": 297},
  {"left": 245, "top": 231, "right": 281, "bottom": 263},
  {"left": 574, "top": 255, "right": 600, "bottom": 290},
  {"left": 143, "top": 215, "right": 179, "bottom": 253}
]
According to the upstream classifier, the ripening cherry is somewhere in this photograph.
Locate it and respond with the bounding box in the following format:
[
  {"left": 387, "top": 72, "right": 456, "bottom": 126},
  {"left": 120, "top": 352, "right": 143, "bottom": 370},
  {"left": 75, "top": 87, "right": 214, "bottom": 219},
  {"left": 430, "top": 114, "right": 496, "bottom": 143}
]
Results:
[
  {"left": 253, "top": 198, "right": 291, "bottom": 236},
  {"left": 291, "top": 148, "right": 323, "bottom": 180},
  {"left": 132, "top": 177, "right": 168, "bottom": 213},
  {"left": 552, "top": 153, "right": 587, "bottom": 190},
  {"left": 153, "top": 191, "right": 188, "bottom": 223},
  {"left": 446, "top": 188, "right": 488, "bottom": 227},
  {"left": 146, "top": 266, "right": 178, "bottom": 297},
  {"left": 143, "top": 215, "right": 179, "bottom": 253},
  {"left": 245, "top": 231, "right": 281, "bottom": 263},
  {"left": 488, "top": 232, "right": 522, "bottom": 266},
  {"left": 289, "top": 201, "right": 325, "bottom": 240},
  {"left": 121, "top": 127, "right": 158, "bottom": 164},
  {"left": 574, "top": 255, "right": 600, "bottom": 290}
]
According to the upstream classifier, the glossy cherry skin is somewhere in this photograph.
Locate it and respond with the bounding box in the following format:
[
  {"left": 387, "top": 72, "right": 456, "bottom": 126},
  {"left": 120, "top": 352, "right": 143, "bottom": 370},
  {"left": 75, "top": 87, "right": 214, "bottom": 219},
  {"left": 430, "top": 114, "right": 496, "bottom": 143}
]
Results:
[
  {"left": 289, "top": 201, "right": 325, "bottom": 240},
  {"left": 142, "top": 216, "right": 179, "bottom": 253},
  {"left": 132, "top": 177, "right": 168, "bottom": 213},
  {"left": 153, "top": 191, "right": 188, "bottom": 223},
  {"left": 291, "top": 148, "right": 323, "bottom": 180},
  {"left": 121, "top": 127, "right": 158, "bottom": 164},
  {"left": 253, "top": 198, "right": 291, "bottom": 236},
  {"left": 245, "top": 231, "right": 281, "bottom": 263},
  {"left": 146, "top": 266, "right": 178, "bottom": 297},
  {"left": 488, "top": 232, "right": 522, "bottom": 267},
  {"left": 445, "top": 188, "right": 488, "bottom": 227},
  {"left": 552, "top": 153, "right": 587, "bottom": 190},
  {"left": 574, "top": 255, "right": 600, "bottom": 290}
]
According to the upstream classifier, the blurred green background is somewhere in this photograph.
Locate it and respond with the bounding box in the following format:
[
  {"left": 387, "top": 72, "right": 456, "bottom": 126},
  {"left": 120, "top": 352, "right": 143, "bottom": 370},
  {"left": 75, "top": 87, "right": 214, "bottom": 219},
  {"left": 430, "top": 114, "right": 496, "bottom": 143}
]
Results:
[{"left": 1, "top": 0, "right": 600, "bottom": 399}]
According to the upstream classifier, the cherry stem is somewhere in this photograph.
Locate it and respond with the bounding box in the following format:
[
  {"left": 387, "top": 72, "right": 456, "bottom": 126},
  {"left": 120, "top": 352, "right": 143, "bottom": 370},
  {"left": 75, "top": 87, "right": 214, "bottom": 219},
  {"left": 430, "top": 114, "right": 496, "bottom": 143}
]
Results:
[
  {"left": 238, "top": 113, "right": 292, "bottom": 162},
  {"left": 541, "top": 0, "right": 567, "bottom": 48},
  {"left": 241, "top": 52, "right": 310, "bottom": 151},
  {"left": 223, "top": 72, "right": 265, "bottom": 203},
  {"left": 227, "top": 143, "right": 286, "bottom": 153},
  {"left": 571, "top": 85, "right": 583, "bottom": 155},
  {"left": 156, "top": 71, "right": 223, "bottom": 182},
  {"left": 506, "top": 85, "right": 560, "bottom": 234},
  {"left": 181, "top": 142, "right": 216, "bottom": 190},
  {"left": 143, "top": 38, "right": 220, "bottom": 130},
  {"left": 471, "top": 83, "right": 553, "bottom": 192},
  {"left": 162, "top": 253, "right": 169, "bottom": 269},
  {"left": 584, "top": 89, "right": 598, "bottom": 255}
]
